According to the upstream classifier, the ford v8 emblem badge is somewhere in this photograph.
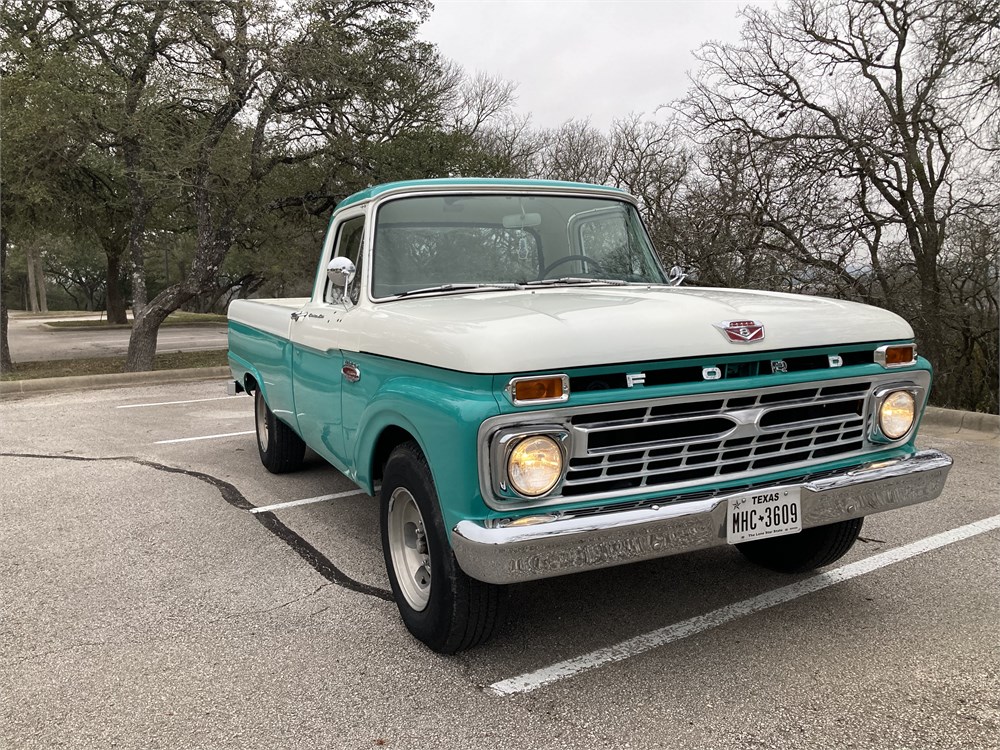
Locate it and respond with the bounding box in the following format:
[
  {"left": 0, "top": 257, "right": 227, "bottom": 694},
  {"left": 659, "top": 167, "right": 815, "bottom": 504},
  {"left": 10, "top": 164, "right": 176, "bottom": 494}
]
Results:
[{"left": 715, "top": 319, "right": 765, "bottom": 344}]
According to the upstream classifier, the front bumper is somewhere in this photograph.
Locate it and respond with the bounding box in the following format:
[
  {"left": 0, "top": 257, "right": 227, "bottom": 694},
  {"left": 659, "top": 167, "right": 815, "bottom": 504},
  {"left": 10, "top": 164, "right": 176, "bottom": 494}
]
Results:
[{"left": 452, "top": 449, "right": 953, "bottom": 584}]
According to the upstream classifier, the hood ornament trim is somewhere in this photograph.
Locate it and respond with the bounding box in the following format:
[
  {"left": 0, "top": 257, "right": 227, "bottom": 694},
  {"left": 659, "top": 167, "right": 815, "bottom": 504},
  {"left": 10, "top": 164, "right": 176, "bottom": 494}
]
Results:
[{"left": 715, "top": 320, "right": 765, "bottom": 344}]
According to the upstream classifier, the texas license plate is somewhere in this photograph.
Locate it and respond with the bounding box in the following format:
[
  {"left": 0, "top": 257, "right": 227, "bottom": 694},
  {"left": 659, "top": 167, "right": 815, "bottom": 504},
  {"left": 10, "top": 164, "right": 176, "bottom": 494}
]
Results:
[{"left": 726, "top": 487, "right": 802, "bottom": 544}]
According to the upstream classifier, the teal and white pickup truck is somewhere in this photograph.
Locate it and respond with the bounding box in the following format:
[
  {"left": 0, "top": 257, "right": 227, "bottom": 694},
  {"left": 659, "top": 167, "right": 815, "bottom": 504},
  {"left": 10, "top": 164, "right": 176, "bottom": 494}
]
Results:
[{"left": 227, "top": 178, "right": 952, "bottom": 653}]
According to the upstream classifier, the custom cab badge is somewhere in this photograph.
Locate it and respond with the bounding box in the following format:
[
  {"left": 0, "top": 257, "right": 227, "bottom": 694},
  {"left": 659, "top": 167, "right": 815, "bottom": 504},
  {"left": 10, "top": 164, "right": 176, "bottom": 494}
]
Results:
[{"left": 715, "top": 319, "right": 765, "bottom": 344}]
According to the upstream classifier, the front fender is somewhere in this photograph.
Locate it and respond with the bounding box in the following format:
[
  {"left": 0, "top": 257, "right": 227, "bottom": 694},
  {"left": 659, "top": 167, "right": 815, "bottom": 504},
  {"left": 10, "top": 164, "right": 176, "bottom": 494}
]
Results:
[{"left": 347, "top": 355, "right": 501, "bottom": 535}]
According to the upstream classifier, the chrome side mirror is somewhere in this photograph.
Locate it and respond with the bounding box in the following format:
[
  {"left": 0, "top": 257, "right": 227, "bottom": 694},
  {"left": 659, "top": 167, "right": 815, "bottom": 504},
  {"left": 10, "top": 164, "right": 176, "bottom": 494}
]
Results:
[
  {"left": 667, "top": 265, "right": 688, "bottom": 287},
  {"left": 327, "top": 257, "right": 357, "bottom": 307}
]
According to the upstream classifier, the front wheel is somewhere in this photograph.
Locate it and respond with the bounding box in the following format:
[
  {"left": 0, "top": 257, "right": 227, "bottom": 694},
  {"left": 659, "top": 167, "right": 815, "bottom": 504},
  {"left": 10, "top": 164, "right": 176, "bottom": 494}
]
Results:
[
  {"left": 380, "top": 441, "right": 507, "bottom": 653},
  {"left": 254, "top": 388, "right": 306, "bottom": 474},
  {"left": 736, "top": 518, "right": 864, "bottom": 573}
]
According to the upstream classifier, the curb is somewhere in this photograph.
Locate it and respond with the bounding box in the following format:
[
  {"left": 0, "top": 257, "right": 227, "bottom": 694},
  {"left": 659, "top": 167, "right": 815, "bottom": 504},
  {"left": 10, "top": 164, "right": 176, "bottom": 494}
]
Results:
[
  {"left": 0, "top": 366, "right": 231, "bottom": 398},
  {"left": 922, "top": 406, "right": 1000, "bottom": 437}
]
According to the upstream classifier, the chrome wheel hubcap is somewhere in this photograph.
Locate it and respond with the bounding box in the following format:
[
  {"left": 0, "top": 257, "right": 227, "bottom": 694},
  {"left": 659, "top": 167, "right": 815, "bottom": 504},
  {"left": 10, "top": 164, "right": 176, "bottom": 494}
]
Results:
[
  {"left": 255, "top": 394, "right": 269, "bottom": 452},
  {"left": 387, "top": 487, "right": 431, "bottom": 611}
]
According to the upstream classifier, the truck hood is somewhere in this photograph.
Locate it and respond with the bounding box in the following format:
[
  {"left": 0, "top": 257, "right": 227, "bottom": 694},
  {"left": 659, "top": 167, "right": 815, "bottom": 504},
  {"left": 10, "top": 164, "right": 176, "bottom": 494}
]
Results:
[{"left": 355, "top": 286, "right": 913, "bottom": 373}]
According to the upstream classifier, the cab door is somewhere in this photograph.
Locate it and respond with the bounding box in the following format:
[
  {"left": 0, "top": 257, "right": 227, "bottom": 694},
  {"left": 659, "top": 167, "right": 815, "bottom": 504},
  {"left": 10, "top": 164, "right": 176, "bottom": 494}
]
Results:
[{"left": 289, "top": 211, "right": 366, "bottom": 472}]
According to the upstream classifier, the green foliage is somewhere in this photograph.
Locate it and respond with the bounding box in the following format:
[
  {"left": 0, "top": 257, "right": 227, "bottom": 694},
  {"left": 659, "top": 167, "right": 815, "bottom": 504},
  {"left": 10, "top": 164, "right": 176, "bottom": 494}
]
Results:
[{"left": 0, "top": 0, "right": 517, "bottom": 328}]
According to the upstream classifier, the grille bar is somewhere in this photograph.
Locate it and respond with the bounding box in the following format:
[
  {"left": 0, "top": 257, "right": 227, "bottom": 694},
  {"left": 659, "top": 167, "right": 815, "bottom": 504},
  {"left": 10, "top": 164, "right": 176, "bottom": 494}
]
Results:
[{"left": 563, "top": 387, "right": 869, "bottom": 496}]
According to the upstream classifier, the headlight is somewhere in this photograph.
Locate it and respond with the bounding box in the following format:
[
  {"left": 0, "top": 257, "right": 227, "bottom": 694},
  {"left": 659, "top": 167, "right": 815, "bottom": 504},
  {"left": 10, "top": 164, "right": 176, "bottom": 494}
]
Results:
[
  {"left": 879, "top": 390, "right": 915, "bottom": 439},
  {"left": 507, "top": 435, "right": 563, "bottom": 496}
]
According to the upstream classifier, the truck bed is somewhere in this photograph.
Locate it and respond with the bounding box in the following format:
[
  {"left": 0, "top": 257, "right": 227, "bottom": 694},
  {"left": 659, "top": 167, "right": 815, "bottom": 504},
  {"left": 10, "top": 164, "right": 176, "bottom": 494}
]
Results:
[{"left": 228, "top": 298, "right": 308, "bottom": 340}]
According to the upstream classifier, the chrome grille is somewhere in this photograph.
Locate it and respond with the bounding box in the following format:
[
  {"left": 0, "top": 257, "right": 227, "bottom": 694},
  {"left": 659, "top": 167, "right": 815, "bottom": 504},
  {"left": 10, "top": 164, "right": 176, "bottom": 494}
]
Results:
[
  {"left": 562, "top": 382, "right": 869, "bottom": 497},
  {"left": 478, "top": 369, "right": 931, "bottom": 511}
]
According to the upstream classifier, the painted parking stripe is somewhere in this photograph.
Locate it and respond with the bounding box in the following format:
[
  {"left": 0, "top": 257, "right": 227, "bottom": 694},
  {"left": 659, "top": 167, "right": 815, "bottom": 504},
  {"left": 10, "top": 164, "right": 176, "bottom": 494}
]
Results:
[
  {"left": 155, "top": 345, "right": 228, "bottom": 352},
  {"left": 154, "top": 430, "right": 254, "bottom": 444},
  {"left": 249, "top": 489, "right": 369, "bottom": 514},
  {"left": 118, "top": 396, "right": 243, "bottom": 409},
  {"left": 488, "top": 513, "right": 1000, "bottom": 697}
]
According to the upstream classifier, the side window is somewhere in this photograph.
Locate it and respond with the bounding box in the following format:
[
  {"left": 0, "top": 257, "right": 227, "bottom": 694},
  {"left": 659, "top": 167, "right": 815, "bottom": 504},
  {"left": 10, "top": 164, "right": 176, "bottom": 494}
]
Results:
[{"left": 326, "top": 215, "right": 365, "bottom": 304}]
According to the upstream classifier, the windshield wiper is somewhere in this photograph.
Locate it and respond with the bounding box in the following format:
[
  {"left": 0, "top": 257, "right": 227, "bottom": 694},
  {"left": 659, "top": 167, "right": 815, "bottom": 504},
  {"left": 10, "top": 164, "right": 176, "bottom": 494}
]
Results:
[
  {"left": 523, "top": 277, "right": 629, "bottom": 287},
  {"left": 394, "top": 283, "right": 522, "bottom": 298}
]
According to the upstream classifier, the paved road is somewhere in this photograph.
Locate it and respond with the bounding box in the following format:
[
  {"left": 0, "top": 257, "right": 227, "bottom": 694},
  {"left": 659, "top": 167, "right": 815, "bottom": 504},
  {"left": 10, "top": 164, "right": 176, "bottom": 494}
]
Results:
[
  {"left": 1, "top": 380, "right": 997, "bottom": 749},
  {"left": 6, "top": 313, "right": 227, "bottom": 362}
]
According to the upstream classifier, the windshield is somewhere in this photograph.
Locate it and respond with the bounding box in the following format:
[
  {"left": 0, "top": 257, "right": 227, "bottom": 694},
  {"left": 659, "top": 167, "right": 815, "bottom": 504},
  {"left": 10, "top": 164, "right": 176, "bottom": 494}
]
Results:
[{"left": 371, "top": 193, "right": 666, "bottom": 298}]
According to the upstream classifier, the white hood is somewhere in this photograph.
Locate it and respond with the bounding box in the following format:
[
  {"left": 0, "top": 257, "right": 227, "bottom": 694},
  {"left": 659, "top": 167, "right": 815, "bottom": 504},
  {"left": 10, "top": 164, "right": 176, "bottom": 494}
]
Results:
[{"left": 354, "top": 286, "right": 913, "bottom": 374}]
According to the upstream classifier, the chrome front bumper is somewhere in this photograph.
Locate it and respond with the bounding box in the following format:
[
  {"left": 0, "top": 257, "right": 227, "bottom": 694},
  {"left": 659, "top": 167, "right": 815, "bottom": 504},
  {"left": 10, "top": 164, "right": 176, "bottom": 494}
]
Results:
[{"left": 451, "top": 449, "right": 953, "bottom": 585}]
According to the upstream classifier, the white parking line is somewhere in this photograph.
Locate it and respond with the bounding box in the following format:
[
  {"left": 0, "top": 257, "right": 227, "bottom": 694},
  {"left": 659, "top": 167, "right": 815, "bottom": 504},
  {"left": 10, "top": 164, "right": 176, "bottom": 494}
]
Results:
[
  {"left": 488, "top": 513, "right": 1000, "bottom": 697},
  {"left": 118, "top": 396, "right": 242, "bottom": 409},
  {"left": 156, "top": 345, "right": 227, "bottom": 352},
  {"left": 154, "top": 430, "right": 254, "bottom": 444},
  {"left": 249, "top": 489, "right": 369, "bottom": 514}
]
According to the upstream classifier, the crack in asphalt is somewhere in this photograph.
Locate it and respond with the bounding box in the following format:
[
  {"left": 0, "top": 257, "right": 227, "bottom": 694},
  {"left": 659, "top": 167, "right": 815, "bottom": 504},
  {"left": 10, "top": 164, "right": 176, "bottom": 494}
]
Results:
[
  {"left": 1, "top": 451, "right": 394, "bottom": 603},
  {"left": 858, "top": 536, "right": 887, "bottom": 544},
  {"left": 206, "top": 583, "right": 336, "bottom": 625}
]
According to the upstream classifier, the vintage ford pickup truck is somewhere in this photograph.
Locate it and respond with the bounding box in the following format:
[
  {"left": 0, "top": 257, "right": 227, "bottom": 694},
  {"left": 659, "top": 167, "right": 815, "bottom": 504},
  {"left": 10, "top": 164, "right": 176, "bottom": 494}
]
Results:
[{"left": 227, "top": 178, "right": 952, "bottom": 653}]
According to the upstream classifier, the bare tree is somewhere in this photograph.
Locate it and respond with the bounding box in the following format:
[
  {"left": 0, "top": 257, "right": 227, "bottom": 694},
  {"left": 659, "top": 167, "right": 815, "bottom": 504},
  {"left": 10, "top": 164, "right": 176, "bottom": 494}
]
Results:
[
  {"left": 455, "top": 70, "right": 519, "bottom": 136},
  {"left": 607, "top": 114, "right": 690, "bottom": 256},
  {"left": 473, "top": 111, "right": 546, "bottom": 177},
  {"left": 680, "top": 0, "right": 995, "bottom": 380},
  {"left": 541, "top": 118, "right": 612, "bottom": 184}
]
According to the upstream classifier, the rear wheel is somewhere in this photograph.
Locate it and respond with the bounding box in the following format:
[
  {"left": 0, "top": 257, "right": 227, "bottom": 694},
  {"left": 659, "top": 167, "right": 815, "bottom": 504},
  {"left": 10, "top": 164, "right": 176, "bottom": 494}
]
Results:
[
  {"left": 736, "top": 518, "right": 864, "bottom": 573},
  {"left": 254, "top": 388, "right": 306, "bottom": 474},
  {"left": 380, "top": 441, "right": 507, "bottom": 653}
]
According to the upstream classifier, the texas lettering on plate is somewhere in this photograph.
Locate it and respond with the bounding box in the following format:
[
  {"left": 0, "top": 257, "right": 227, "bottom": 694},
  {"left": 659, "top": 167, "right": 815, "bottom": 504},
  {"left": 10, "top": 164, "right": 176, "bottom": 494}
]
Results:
[{"left": 726, "top": 488, "right": 802, "bottom": 544}]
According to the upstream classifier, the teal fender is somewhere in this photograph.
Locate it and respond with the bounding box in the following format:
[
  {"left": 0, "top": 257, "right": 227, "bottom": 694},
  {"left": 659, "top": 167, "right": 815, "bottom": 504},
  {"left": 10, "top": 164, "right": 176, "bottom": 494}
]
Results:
[{"left": 345, "top": 353, "right": 501, "bottom": 534}]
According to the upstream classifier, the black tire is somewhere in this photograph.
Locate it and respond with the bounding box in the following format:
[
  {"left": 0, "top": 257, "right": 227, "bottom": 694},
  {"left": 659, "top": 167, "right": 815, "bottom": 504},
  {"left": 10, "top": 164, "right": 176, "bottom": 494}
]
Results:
[
  {"left": 736, "top": 517, "right": 864, "bottom": 573},
  {"left": 254, "top": 388, "right": 306, "bottom": 474},
  {"left": 380, "top": 441, "right": 507, "bottom": 653}
]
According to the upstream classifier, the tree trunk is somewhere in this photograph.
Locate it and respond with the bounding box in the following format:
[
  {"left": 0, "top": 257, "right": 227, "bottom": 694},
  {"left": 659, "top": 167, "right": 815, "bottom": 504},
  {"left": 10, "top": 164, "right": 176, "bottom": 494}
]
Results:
[
  {"left": 25, "top": 245, "right": 39, "bottom": 312},
  {"left": 123, "top": 308, "right": 163, "bottom": 371},
  {"left": 34, "top": 251, "right": 48, "bottom": 313},
  {"left": 1, "top": 228, "right": 12, "bottom": 373},
  {"left": 124, "top": 284, "right": 194, "bottom": 371},
  {"left": 105, "top": 250, "right": 128, "bottom": 324},
  {"left": 124, "top": 143, "right": 149, "bottom": 318},
  {"left": 909, "top": 223, "right": 946, "bottom": 372}
]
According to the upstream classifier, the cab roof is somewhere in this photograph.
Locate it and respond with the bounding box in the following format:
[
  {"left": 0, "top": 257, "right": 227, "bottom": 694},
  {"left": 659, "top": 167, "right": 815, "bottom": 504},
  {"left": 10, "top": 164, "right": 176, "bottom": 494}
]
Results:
[{"left": 335, "top": 178, "right": 629, "bottom": 211}]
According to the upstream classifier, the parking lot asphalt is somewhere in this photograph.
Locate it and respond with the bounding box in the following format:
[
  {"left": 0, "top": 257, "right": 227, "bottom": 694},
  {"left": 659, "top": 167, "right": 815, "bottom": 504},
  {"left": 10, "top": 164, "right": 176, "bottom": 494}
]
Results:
[{"left": 1, "top": 379, "right": 998, "bottom": 749}]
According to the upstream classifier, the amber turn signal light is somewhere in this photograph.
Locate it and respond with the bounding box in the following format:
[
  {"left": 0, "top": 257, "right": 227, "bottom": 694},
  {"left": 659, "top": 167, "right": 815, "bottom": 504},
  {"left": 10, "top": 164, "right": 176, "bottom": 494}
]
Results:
[
  {"left": 874, "top": 344, "right": 917, "bottom": 368},
  {"left": 507, "top": 375, "right": 569, "bottom": 405}
]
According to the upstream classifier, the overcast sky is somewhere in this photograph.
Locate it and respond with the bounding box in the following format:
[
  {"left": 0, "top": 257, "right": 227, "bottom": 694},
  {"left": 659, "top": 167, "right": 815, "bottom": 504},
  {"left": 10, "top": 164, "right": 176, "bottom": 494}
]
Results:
[{"left": 421, "top": 0, "right": 772, "bottom": 130}]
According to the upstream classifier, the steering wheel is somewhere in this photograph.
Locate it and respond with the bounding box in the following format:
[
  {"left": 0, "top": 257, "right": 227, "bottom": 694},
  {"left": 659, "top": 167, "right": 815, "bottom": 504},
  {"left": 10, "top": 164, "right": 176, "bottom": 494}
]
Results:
[{"left": 540, "top": 255, "right": 606, "bottom": 278}]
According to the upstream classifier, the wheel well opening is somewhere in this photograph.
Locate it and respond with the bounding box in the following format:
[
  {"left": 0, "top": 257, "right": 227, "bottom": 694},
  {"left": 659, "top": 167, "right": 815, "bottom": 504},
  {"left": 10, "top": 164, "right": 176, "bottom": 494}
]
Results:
[
  {"left": 243, "top": 373, "right": 259, "bottom": 394},
  {"left": 372, "top": 426, "right": 417, "bottom": 483}
]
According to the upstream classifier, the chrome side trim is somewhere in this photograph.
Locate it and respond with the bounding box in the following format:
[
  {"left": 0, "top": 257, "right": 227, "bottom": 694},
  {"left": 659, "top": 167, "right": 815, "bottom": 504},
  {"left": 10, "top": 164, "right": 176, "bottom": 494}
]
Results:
[{"left": 453, "top": 449, "right": 952, "bottom": 584}]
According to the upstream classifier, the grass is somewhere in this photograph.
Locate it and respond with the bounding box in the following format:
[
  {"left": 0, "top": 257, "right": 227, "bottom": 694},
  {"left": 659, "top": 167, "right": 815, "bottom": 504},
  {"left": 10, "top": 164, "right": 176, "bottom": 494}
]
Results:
[
  {"left": 46, "top": 312, "right": 228, "bottom": 329},
  {"left": 1, "top": 350, "right": 229, "bottom": 381}
]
